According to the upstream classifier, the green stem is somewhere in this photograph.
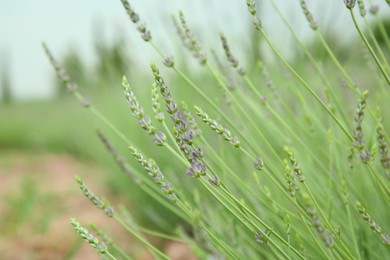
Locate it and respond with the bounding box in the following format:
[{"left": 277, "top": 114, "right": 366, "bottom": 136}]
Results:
[
  {"left": 303, "top": 183, "right": 354, "bottom": 259},
  {"left": 200, "top": 178, "right": 296, "bottom": 259},
  {"left": 268, "top": 0, "right": 352, "bottom": 125},
  {"left": 139, "top": 227, "right": 190, "bottom": 243},
  {"left": 349, "top": 9, "right": 390, "bottom": 87},
  {"left": 204, "top": 226, "right": 239, "bottom": 260},
  {"left": 259, "top": 29, "right": 354, "bottom": 141},
  {"left": 299, "top": 213, "right": 331, "bottom": 259},
  {"left": 316, "top": 32, "right": 358, "bottom": 92},
  {"left": 113, "top": 244, "right": 132, "bottom": 260},
  {"left": 162, "top": 121, "right": 182, "bottom": 155},
  {"left": 206, "top": 62, "right": 284, "bottom": 166},
  {"left": 114, "top": 215, "right": 170, "bottom": 260},
  {"left": 345, "top": 200, "right": 362, "bottom": 260},
  {"left": 363, "top": 17, "right": 390, "bottom": 73},
  {"left": 106, "top": 251, "right": 119, "bottom": 260}
]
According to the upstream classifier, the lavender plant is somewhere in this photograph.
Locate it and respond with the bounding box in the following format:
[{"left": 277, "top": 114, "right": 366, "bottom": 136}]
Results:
[{"left": 44, "top": 0, "right": 390, "bottom": 259}]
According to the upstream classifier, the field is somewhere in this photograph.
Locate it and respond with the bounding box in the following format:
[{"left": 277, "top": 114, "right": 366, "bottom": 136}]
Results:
[{"left": 1, "top": 0, "right": 390, "bottom": 259}]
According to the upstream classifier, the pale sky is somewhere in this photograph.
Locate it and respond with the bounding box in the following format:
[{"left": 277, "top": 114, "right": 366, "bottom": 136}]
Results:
[{"left": 0, "top": 0, "right": 388, "bottom": 100}]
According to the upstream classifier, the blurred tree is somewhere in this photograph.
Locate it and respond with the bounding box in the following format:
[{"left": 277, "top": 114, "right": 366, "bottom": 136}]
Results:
[
  {"left": 0, "top": 53, "right": 13, "bottom": 104},
  {"left": 370, "top": 17, "right": 390, "bottom": 48},
  {"left": 94, "top": 35, "right": 129, "bottom": 84},
  {"left": 93, "top": 21, "right": 131, "bottom": 86},
  {"left": 55, "top": 27, "right": 133, "bottom": 96},
  {"left": 56, "top": 48, "right": 87, "bottom": 96}
]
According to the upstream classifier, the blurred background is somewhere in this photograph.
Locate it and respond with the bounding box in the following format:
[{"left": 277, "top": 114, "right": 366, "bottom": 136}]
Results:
[{"left": 1, "top": 0, "right": 389, "bottom": 258}]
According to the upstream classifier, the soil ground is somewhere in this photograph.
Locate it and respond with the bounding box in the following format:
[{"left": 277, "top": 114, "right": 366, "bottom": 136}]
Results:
[{"left": 0, "top": 150, "right": 195, "bottom": 260}]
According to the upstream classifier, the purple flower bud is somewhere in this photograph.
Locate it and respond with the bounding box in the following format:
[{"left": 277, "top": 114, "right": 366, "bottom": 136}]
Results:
[
  {"left": 208, "top": 176, "right": 221, "bottom": 187},
  {"left": 230, "top": 136, "right": 240, "bottom": 148},
  {"left": 166, "top": 101, "right": 178, "bottom": 114},
  {"left": 183, "top": 130, "right": 195, "bottom": 145},
  {"left": 187, "top": 161, "right": 206, "bottom": 178},
  {"left": 238, "top": 67, "right": 246, "bottom": 76},
  {"left": 81, "top": 97, "right": 91, "bottom": 108},
  {"left": 186, "top": 167, "right": 195, "bottom": 177},
  {"left": 163, "top": 56, "right": 174, "bottom": 67},
  {"left": 162, "top": 183, "right": 174, "bottom": 194},
  {"left": 253, "top": 156, "right": 265, "bottom": 170},
  {"left": 67, "top": 82, "right": 78, "bottom": 93},
  {"left": 142, "top": 31, "right": 152, "bottom": 41},
  {"left": 369, "top": 5, "right": 379, "bottom": 15},
  {"left": 136, "top": 23, "right": 147, "bottom": 33},
  {"left": 252, "top": 17, "right": 263, "bottom": 30},
  {"left": 198, "top": 53, "right": 208, "bottom": 65},
  {"left": 154, "top": 171, "right": 164, "bottom": 184},
  {"left": 130, "top": 12, "right": 139, "bottom": 23},
  {"left": 153, "top": 131, "right": 166, "bottom": 146},
  {"left": 344, "top": 0, "right": 357, "bottom": 9}
]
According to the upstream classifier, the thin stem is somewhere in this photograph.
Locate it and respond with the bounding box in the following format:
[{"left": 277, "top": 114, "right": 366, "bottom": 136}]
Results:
[
  {"left": 162, "top": 121, "right": 182, "bottom": 155},
  {"left": 114, "top": 215, "right": 170, "bottom": 260},
  {"left": 113, "top": 244, "right": 132, "bottom": 260},
  {"left": 106, "top": 251, "right": 119, "bottom": 260},
  {"left": 299, "top": 213, "right": 331, "bottom": 259},
  {"left": 138, "top": 227, "right": 190, "bottom": 243},
  {"left": 349, "top": 9, "right": 390, "bottom": 87},
  {"left": 259, "top": 29, "right": 354, "bottom": 141}
]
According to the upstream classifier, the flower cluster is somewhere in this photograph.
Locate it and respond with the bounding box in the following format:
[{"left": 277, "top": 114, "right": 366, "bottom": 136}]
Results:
[
  {"left": 352, "top": 91, "right": 370, "bottom": 163},
  {"left": 355, "top": 201, "right": 390, "bottom": 245},
  {"left": 71, "top": 219, "right": 108, "bottom": 255},
  {"left": 220, "top": 33, "right": 246, "bottom": 75},
  {"left": 246, "top": 0, "right": 257, "bottom": 15},
  {"left": 357, "top": 0, "right": 367, "bottom": 17},
  {"left": 376, "top": 110, "right": 390, "bottom": 178},
  {"left": 129, "top": 145, "right": 177, "bottom": 201},
  {"left": 255, "top": 228, "right": 273, "bottom": 244},
  {"left": 150, "top": 64, "right": 178, "bottom": 115},
  {"left": 42, "top": 43, "right": 78, "bottom": 94},
  {"left": 299, "top": 0, "right": 318, "bottom": 30},
  {"left": 283, "top": 146, "right": 305, "bottom": 182},
  {"left": 303, "top": 194, "right": 334, "bottom": 248},
  {"left": 253, "top": 156, "right": 265, "bottom": 171},
  {"left": 90, "top": 224, "right": 113, "bottom": 247},
  {"left": 182, "top": 102, "right": 202, "bottom": 136},
  {"left": 122, "top": 76, "right": 166, "bottom": 146},
  {"left": 246, "top": 0, "right": 262, "bottom": 30},
  {"left": 194, "top": 106, "right": 240, "bottom": 148},
  {"left": 120, "top": 0, "right": 151, "bottom": 41},
  {"left": 163, "top": 56, "right": 174, "bottom": 68},
  {"left": 151, "top": 63, "right": 207, "bottom": 177},
  {"left": 177, "top": 11, "right": 207, "bottom": 65},
  {"left": 76, "top": 176, "right": 115, "bottom": 217},
  {"left": 369, "top": 5, "right": 379, "bottom": 15},
  {"left": 284, "top": 159, "right": 299, "bottom": 197},
  {"left": 151, "top": 82, "right": 165, "bottom": 122},
  {"left": 344, "top": 0, "right": 357, "bottom": 9},
  {"left": 208, "top": 175, "right": 221, "bottom": 187}
]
